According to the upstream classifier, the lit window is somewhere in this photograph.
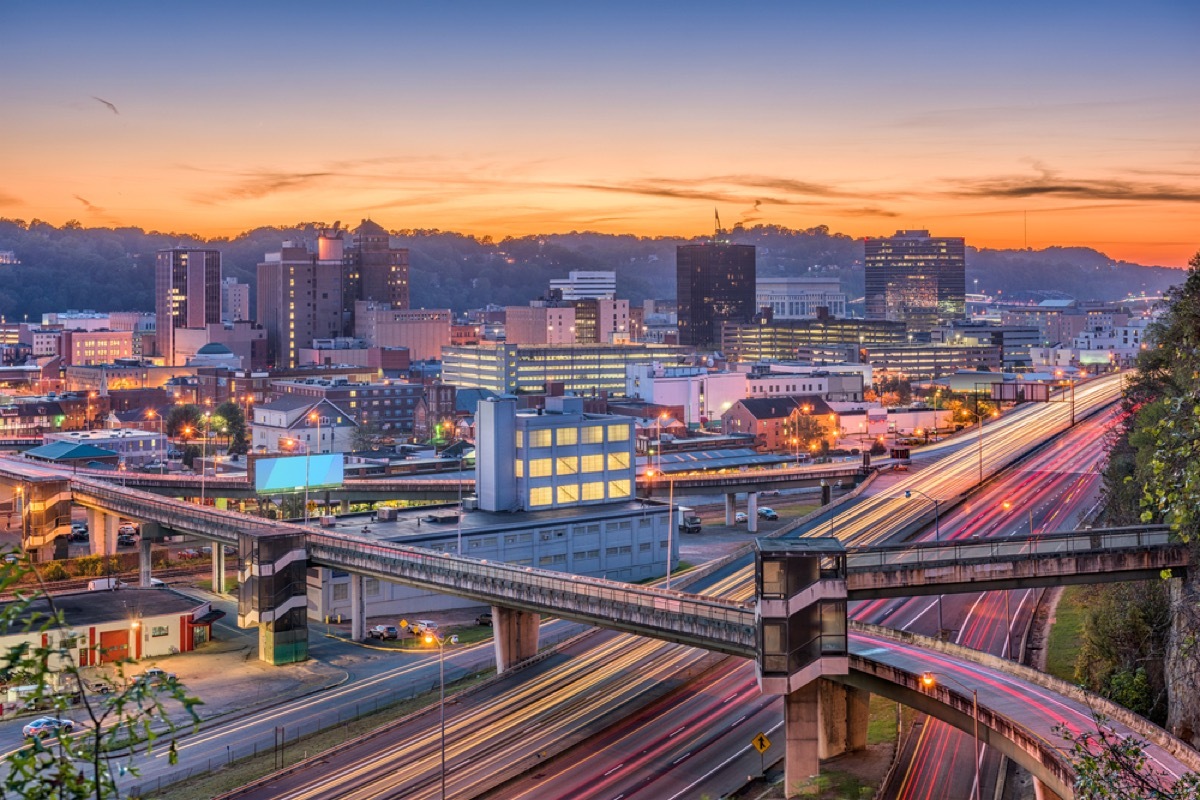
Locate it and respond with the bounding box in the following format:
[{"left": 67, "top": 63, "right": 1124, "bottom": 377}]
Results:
[
  {"left": 529, "top": 429, "right": 552, "bottom": 447},
  {"left": 528, "top": 459, "right": 552, "bottom": 477},
  {"left": 556, "top": 484, "right": 579, "bottom": 505},
  {"left": 514, "top": 459, "right": 523, "bottom": 478},
  {"left": 556, "top": 427, "right": 578, "bottom": 446},
  {"left": 556, "top": 456, "right": 578, "bottom": 474},
  {"left": 607, "top": 479, "right": 630, "bottom": 498},
  {"left": 582, "top": 482, "right": 604, "bottom": 501},
  {"left": 582, "top": 426, "right": 604, "bottom": 444},
  {"left": 607, "top": 425, "right": 629, "bottom": 442},
  {"left": 607, "top": 453, "right": 629, "bottom": 470},
  {"left": 581, "top": 454, "right": 604, "bottom": 473},
  {"left": 528, "top": 487, "right": 552, "bottom": 507},
  {"left": 515, "top": 430, "right": 524, "bottom": 449}
]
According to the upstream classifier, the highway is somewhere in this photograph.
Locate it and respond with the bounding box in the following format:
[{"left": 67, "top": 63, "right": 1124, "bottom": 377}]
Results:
[{"left": 204, "top": 374, "right": 1193, "bottom": 800}]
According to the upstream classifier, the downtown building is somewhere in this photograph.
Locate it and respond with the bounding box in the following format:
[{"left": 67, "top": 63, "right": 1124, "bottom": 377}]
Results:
[
  {"left": 155, "top": 248, "right": 221, "bottom": 366},
  {"left": 864, "top": 230, "right": 966, "bottom": 331},
  {"left": 676, "top": 243, "right": 757, "bottom": 349},
  {"left": 720, "top": 312, "right": 908, "bottom": 362}
]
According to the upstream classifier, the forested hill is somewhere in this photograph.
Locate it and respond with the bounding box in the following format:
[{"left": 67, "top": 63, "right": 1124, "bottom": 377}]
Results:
[{"left": 0, "top": 218, "right": 1183, "bottom": 319}]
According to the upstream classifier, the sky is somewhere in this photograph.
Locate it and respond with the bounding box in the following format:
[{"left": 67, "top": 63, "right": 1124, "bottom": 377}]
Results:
[{"left": 2, "top": 1, "right": 1198, "bottom": 266}]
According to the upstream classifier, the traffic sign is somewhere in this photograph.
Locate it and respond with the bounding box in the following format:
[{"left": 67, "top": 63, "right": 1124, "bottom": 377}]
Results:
[{"left": 752, "top": 732, "right": 771, "bottom": 753}]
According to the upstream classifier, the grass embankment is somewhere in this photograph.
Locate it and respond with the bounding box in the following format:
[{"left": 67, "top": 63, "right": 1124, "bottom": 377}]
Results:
[{"left": 1044, "top": 585, "right": 1088, "bottom": 682}]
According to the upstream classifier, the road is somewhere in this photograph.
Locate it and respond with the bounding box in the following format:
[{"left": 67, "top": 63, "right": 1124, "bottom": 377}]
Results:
[{"left": 209, "top": 374, "right": 1180, "bottom": 800}]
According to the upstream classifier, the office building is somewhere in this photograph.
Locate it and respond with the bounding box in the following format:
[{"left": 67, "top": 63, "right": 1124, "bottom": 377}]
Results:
[
  {"left": 858, "top": 343, "right": 1000, "bottom": 380},
  {"left": 354, "top": 303, "right": 451, "bottom": 361},
  {"left": 257, "top": 242, "right": 344, "bottom": 369},
  {"left": 271, "top": 377, "right": 426, "bottom": 434},
  {"left": 676, "top": 243, "right": 756, "bottom": 348},
  {"left": 720, "top": 314, "right": 908, "bottom": 362},
  {"left": 441, "top": 342, "right": 686, "bottom": 396},
  {"left": 756, "top": 277, "right": 847, "bottom": 319},
  {"left": 864, "top": 230, "right": 965, "bottom": 330},
  {"left": 549, "top": 270, "right": 617, "bottom": 300},
  {"left": 221, "top": 277, "right": 251, "bottom": 322},
  {"left": 624, "top": 363, "right": 747, "bottom": 426},
  {"left": 60, "top": 330, "right": 134, "bottom": 366},
  {"left": 343, "top": 220, "right": 410, "bottom": 325},
  {"left": 504, "top": 304, "right": 577, "bottom": 345},
  {"left": 154, "top": 248, "right": 221, "bottom": 365}
]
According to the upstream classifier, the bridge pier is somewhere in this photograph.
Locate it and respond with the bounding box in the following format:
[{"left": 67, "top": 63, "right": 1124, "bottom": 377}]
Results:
[
  {"left": 138, "top": 530, "right": 154, "bottom": 588},
  {"left": 785, "top": 682, "right": 820, "bottom": 792},
  {"left": 747, "top": 492, "right": 759, "bottom": 533},
  {"left": 725, "top": 493, "right": 736, "bottom": 526},
  {"left": 818, "top": 679, "right": 869, "bottom": 759},
  {"left": 348, "top": 573, "right": 366, "bottom": 641},
  {"left": 493, "top": 605, "right": 539, "bottom": 673},
  {"left": 211, "top": 543, "right": 227, "bottom": 594},
  {"left": 88, "top": 508, "right": 118, "bottom": 557},
  {"left": 1033, "top": 778, "right": 1065, "bottom": 800}
]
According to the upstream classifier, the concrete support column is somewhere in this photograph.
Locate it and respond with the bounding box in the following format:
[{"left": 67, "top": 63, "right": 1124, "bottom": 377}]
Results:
[
  {"left": 1033, "top": 779, "right": 1065, "bottom": 800},
  {"left": 139, "top": 538, "right": 153, "bottom": 588},
  {"left": 747, "top": 492, "right": 759, "bottom": 533},
  {"left": 339, "top": 499, "right": 350, "bottom": 515},
  {"left": 211, "top": 544, "right": 226, "bottom": 595},
  {"left": 817, "top": 679, "right": 870, "bottom": 759},
  {"left": 725, "top": 493, "right": 736, "bottom": 526},
  {"left": 88, "top": 509, "right": 117, "bottom": 557},
  {"left": 348, "top": 573, "right": 367, "bottom": 641},
  {"left": 493, "top": 605, "right": 540, "bottom": 673},
  {"left": 784, "top": 681, "right": 820, "bottom": 797}
]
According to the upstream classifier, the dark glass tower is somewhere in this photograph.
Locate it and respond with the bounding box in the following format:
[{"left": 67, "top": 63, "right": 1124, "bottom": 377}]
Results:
[
  {"left": 864, "top": 230, "right": 966, "bottom": 331},
  {"left": 676, "top": 243, "right": 756, "bottom": 349},
  {"left": 155, "top": 248, "right": 221, "bottom": 365}
]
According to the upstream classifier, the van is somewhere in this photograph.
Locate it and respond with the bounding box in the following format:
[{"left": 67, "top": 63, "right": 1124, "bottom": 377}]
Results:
[{"left": 87, "top": 578, "right": 125, "bottom": 591}]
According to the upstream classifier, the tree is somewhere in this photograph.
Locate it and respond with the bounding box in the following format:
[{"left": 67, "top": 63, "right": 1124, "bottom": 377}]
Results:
[
  {"left": 1057, "top": 715, "right": 1200, "bottom": 799},
  {"left": 213, "top": 401, "right": 248, "bottom": 456},
  {"left": 351, "top": 421, "right": 385, "bottom": 452},
  {"left": 0, "top": 552, "right": 201, "bottom": 798},
  {"left": 164, "top": 404, "right": 202, "bottom": 440}
]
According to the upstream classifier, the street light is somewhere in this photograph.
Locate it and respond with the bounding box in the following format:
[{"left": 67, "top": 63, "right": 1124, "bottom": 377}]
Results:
[
  {"left": 201, "top": 411, "right": 211, "bottom": 506},
  {"left": 904, "top": 489, "right": 943, "bottom": 637},
  {"left": 424, "top": 631, "right": 460, "bottom": 800},
  {"left": 920, "top": 672, "right": 981, "bottom": 800}
]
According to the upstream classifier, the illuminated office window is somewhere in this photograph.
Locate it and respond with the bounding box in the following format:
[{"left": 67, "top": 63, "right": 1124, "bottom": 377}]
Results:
[
  {"left": 582, "top": 426, "right": 604, "bottom": 444},
  {"left": 582, "top": 482, "right": 604, "bottom": 501},
  {"left": 607, "top": 425, "right": 629, "bottom": 442},
  {"left": 607, "top": 479, "right": 630, "bottom": 499},
  {"left": 581, "top": 454, "right": 604, "bottom": 473},
  {"left": 529, "top": 429, "right": 552, "bottom": 448},
  {"left": 556, "top": 484, "right": 579, "bottom": 505},
  {"left": 514, "top": 459, "right": 524, "bottom": 478},
  {"left": 528, "top": 459, "right": 552, "bottom": 477},
  {"left": 528, "top": 487, "right": 552, "bottom": 507},
  {"left": 607, "top": 453, "right": 629, "bottom": 470},
  {"left": 556, "top": 456, "right": 578, "bottom": 474},
  {"left": 556, "top": 427, "right": 578, "bottom": 446}
]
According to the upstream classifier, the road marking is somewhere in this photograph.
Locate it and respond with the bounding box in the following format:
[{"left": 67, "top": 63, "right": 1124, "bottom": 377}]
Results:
[
  {"left": 730, "top": 714, "right": 747, "bottom": 727},
  {"left": 668, "top": 726, "right": 685, "bottom": 738},
  {"left": 603, "top": 764, "right": 623, "bottom": 776},
  {"left": 671, "top": 752, "right": 691, "bottom": 765}
]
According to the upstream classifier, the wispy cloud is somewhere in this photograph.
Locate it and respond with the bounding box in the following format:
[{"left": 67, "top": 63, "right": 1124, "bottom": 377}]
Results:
[
  {"left": 72, "top": 194, "right": 119, "bottom": 224},
  {"left": 0, "top": 191, "right": 20, "bottom": 207},
  {"left": 948, "top": 175, "right": 1200, "bottom": 203},
  {"left": 90, "top": 96, "right": 119, "bottom": 115}
]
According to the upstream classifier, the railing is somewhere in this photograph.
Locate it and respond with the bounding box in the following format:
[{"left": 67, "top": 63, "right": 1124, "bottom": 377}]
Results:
[{"left": 843, "top": 525, "right": 1177, "bottom": 571}]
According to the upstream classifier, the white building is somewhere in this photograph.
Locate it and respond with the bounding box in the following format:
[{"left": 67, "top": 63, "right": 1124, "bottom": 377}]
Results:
[
  {"left": 624, "top": 363, "right": 748, "bottom": 426},
  {"left": 549, "top": 270, "right": 617, "bottom": 300},
  {"left": 42, "top": 429, "right": 167, "bottom": 467},
  {"left": 756, "top": 277, "right": 847, "bottom": 319},
  {"left": 251, "top": 396, "right": 357, "bottom": 454}
]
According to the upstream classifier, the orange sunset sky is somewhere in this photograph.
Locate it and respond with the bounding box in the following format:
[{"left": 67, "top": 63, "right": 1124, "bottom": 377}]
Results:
[{"left": 2, "top": 1, "right": 1197, "bottom": 266}]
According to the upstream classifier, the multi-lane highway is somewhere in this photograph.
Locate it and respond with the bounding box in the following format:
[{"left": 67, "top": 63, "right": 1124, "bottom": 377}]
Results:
[{"left": 206, "top": 375, "right": 1178, "bottom": 799}]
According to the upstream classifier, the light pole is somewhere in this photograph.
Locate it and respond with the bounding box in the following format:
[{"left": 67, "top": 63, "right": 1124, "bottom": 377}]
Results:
[
  {"left": 920, "top": 672, "right": 981, "bottom": 800},
  {"left": 648, "top": 469, "right": 675, "bottom": 588},
  {"left": 904, "top": 489, "right": 942, "bottom": 637},
  {"left": 201, "top": 411, "right": 210, "bottom": 506},
  {"left": 424, "top": 631, "right": 459, "bottom": 800},
  {"left": 147, "top": 409, "right": 164, "bottom": 474}
]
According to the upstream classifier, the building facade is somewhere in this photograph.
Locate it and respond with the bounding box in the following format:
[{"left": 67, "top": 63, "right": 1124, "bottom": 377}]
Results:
[
  {"left": 720, "top": 315, "right": 908, "bottom": 362},
  {"left": 155, "top": 248, "right": 221, "bottom": 366},
  {"left": 755, "top": 277, "right": 847, "bottom": 319},
  {"left": 548, "top": 270, "right": 617, "bottom": 300},
  {"left": 271, "top": 377, "right": 425, "bottom": 434},
  {"left": 221, "top": 277, "right": 251, "bottom": 323},
  {"left": 353, "top": 303, "right": 451, "bottom": 361},
  {"left": 504, "top": 304, "right": 577, "bottom": 345},
  {"left": 343, "top": 220, "right": 410, "bottom": 324},
  {"left": 864, "top": 230, "right": 965, "bottom": 330},
  {"left": 676, "top": 243, "right": 756, "bottom": 348},
  {"left": 441, "top": 342, "right": 686, "bottom": 395},
  {"left": 256, "top": 242, "right": 345, "bottom": 369}
]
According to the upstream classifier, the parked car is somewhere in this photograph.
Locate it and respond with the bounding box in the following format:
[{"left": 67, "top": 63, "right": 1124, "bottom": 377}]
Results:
[
  {"left": 117, "top": 534, "right": 136, "bottom": 547},
  {"left": 368, "top": 625, "right": 399, "bottom": 640},
  {"left": 22, "top": 717, "right": 74, "bottom": 739},
  {"left": 757, "top": 507, "right": 778, "bottom": 521},
  {"left": 760, "top": 490, "right": 780, "bottom": 497},
  {"left": 133, "top": 667, "right": 176, "bottom": 686},
  {"left": 734, "top": 512, "right": 748, "bottom": 524},
  {"left": 414, "top": 620, "right": 438, "bottom": 634},
  {"left": 475, "top": 613, "right": 493, "bottom": 627}
]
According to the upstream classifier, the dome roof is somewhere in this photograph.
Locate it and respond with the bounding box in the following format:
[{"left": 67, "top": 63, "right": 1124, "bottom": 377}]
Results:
[{"left": 196, "top": 342, "right": 233, "bottom": 355}]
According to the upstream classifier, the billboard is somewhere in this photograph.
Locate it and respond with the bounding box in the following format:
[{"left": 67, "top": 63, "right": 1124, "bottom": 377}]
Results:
[{"left": 255, "top": 454, "right": 345, "bottom": 494}]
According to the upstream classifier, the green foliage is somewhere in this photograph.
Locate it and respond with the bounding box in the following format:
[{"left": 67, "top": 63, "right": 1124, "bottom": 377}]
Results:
[
  {"left": 351, "top": 421, "right": 386, "bottom": 452},
  {"left": 0, "top": 550, "right": 202, "bottom": 798},
  {"left": 214, "top": 400, "right": 249, "bottom": 456},
  {"left": 1057, "top": 715, "right": 1200, "bottom": 799},
  {"left": 40, "top": 563, "right": 68, "bottom": 582}
]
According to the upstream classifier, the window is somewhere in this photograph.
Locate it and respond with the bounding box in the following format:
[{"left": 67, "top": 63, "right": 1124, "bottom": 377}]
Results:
[
  {"left": 556, "top": 484, "right": 579, "bottom": 504},
  {"left": 150, "top": 626, "right": 169, "bottom": 637},
  {"left": 514, "top": 459, "right": 524, "bottom": 478},
  {"left": 556, "top": 427, "right": 578, "bottom": 446},
  {"left": 582, "top": 426, "right": 604, "bottom": 444},
  {"left": 581, "top": 454, "right": 604, "bottom": 473},
  {"left": 608, "top": 479, "right": 631, "bottom": 499},
  {"left": 556, "top": 456, "right": 578, "bottom": 474},
  {"left": 504, "top": 532, "right": 533, "bottom": 545},
  {"left": 607, "top": 453, "right": 629, "bottom": 471},
  {"left": 515, "top": 430, "right": 524, "bottom": 449},
  {"left": 607, "top": 425, "right": 629, "bottom": 442},
  {"left": 529, "top": 429, "right": 552, "bottom": 447},
  {"left": 639, "top": 542, "right": 651, "bottom": 552},
  {"left": 529, "top": 487, "right": 552, "bottom": 507},
  {"left": 528, "top": 459, "right": 552, "bottom": 477},
  {"left": 575, "top": 549, "right": 600, "bottom": 560},
  {"left": 365, "top": 578, "right": 380, "bottom": 596},
  {"left": 582, "top": 482, "right": 605, "bottom": 501},
  {"left": 538, "top": 553, "right": 567, "bottom": 566},
  {"left": 333, "top": 583, "right": 349, "bottom": 601}
]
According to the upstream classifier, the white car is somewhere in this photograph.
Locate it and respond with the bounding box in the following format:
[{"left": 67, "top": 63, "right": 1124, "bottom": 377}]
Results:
[
  {"left": 415, "top": 620, "right": 439, "bottom": 634},
  {"left": 734, "top": 512, "right": 748, "bottom": 524}
]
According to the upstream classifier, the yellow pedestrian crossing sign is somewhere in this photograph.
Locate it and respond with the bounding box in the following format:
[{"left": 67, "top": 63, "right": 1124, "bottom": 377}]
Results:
[{"left": 752, "top": 732, "right": 771, "bottom": 753}]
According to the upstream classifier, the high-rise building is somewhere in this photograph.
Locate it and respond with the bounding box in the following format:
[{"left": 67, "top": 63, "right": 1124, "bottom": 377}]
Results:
[
  {"left": 549, "top": 270, "right": 617, "bottom": 300},
  {"left": 155, "top": 248, "right": 221, "bottom": 365},
  {"left": 864, "top": 230, "right": 966, "bottom": 331},
  {"left": 343, "top": 220, "right": 409, "bottom": 331},
  {"left": 676, "top": 243, "right": 756, "bottom": 349},
  {"left": 221, "top": 277, "right": 251, "bottom": 322},
  {"left": 256, "top": 242, "right": 344, "bottom": 369}
]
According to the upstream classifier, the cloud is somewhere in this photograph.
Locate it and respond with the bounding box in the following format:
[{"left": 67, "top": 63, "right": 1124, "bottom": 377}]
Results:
[
  {"left": 73, "top": 195, "right": 100, "bottom": 212},
  {"left": 90, "top": 96, "right": 119, "bottom": 115},
  {"left": 0, "top": 191, "right": 20, "bottom": 206},
  {"left": 948, "top": 175, "right": 1200, "bottom": 203}
]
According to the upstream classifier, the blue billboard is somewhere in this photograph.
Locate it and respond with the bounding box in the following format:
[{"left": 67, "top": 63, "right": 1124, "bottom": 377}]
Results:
[{"left": 255, "top": 454, "right": 345, "bottom": 494}]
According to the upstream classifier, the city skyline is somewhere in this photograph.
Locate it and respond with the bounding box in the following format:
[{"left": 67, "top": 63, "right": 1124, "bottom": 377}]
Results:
[{"left": 2, "top": 1, "right": 1198, "bottom": 267}]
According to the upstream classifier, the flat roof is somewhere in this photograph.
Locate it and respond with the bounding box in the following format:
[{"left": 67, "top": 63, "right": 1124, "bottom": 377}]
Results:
[
  {"left": 317, "top": 499, "right": 670, "bottom": 548},
  {"left": 2, "top": 588, "right": 204, "bottom": 628}
]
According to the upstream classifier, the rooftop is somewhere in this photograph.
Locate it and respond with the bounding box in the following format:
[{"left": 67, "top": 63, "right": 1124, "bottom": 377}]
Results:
[{"left": 2, "top": 589, "right": 205, "bottom": 627}]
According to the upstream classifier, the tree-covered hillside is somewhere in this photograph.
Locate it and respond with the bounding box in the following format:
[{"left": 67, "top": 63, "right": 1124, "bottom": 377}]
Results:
[{"left": 0, "top": 218, "right": 1184, "bottom": 319}]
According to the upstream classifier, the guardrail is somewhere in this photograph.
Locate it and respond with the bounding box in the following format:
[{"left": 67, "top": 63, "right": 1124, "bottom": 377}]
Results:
[{"left": 843, "top": 525, "right": 1176, "bottom": 571}]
